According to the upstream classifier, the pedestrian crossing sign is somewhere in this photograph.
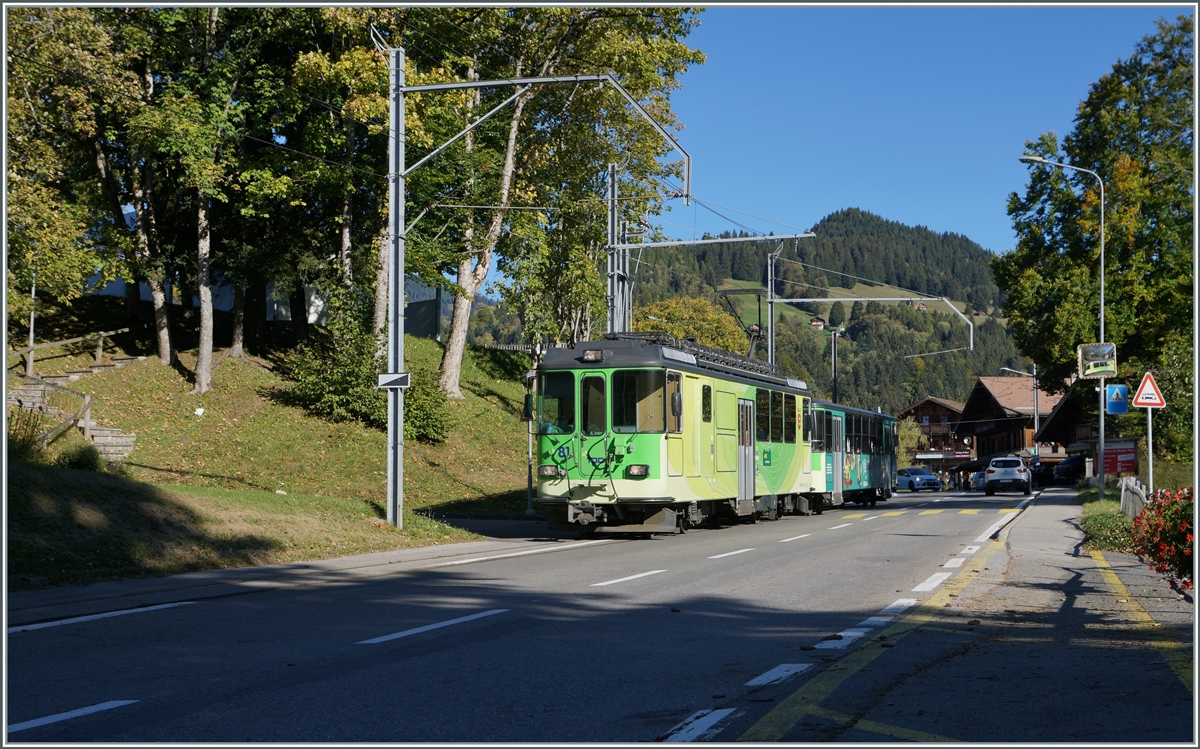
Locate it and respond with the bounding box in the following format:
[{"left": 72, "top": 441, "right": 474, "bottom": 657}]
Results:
[{"left": 1105, "top": 384, "right": 1128, "bottom": 415}]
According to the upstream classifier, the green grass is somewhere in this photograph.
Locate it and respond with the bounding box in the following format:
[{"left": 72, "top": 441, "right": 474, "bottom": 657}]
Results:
[
  {"left": 7, "top": 461, "right": 481, "bottom": 590},
  {"left": 1077, "top": 484, "right": 1135, "bottom": 552}
]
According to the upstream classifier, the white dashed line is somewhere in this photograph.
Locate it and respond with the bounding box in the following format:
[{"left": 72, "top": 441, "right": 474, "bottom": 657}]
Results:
[
  {"left": 591, "top": 570, "right": 666, "bottom": 587},
  {"left": 357, "top": 609, "right": 508, "bottom": 645},
  {"left": 8, "top": 602, "right": 196, "bottom": 634},
  {"left": 960, "top": 545, "right": 981, "bottom": 555},
  {"left": 431, "top": 540, "right": 611, "bottom": 567},
  {"left": 858, "top": 615, "right": 894, "bottom": 627},
  {"left": 745, "top": 663, "right": 811, "bottom": 686},
  {"left": 815, "top": 627, "right": 871, "bottom": 649},
  {"left": 828, "top": 523, "right": 852, "bottom": 530},
  {"left": 8, "top": 700, "right": 138, "bottom": 734},
  {"left": 779, "top": 534, "right": 812, "bottom": 543},
  {"left": 861, "top": 515, "right": 879, "bottom": 521},
  {"left": 663, "top": 708, "right": 738, "bottom": 742},
  {"left": 943, "top": 557, "right": 966, "bottom": 568},
  {"left": 913, "top": 572, "right": 953, "bottom": 592},
  {"left": 974, "top": 497, "right": 1036, "bottom": 542},
  {"left": 881, "top": 599, "right": 920, "bottom": 614},
  {"left": 708, "top": 548, "right": 755, "bottom": 559}
]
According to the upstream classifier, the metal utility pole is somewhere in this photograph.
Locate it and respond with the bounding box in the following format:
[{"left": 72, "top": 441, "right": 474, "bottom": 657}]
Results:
[
  {"left": 767, "top": 243, "right": 783, "bottom": 366},
  {"left": 1002, "top": 364, "right": 1039, "bottom": 459},
  {"left": 371, "top": 28, "right": 694, "bottom": 527},
  {"left": 831, "top": 326, "right": 843, "bottom": 403}
]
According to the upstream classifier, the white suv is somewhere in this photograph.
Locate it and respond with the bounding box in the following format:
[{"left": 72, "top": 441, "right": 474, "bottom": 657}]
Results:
[{"left": 984, "top": 456, "right": 1031, "bottom": 496}]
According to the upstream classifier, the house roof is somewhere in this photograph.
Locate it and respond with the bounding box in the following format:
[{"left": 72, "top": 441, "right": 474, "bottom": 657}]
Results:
[
  {"left": 897, "top": 396, "right": 965, "bottom": 419},
  {"left": 975, "top": 376, "right": 1064, "bottom": 417}
]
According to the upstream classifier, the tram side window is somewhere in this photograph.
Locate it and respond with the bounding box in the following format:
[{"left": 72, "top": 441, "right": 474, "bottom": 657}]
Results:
[
  {"left": 536, "top": 371, "right": 575, "bottom": 434},
  {"left": 812, "top": 407, "right": 824, "bottom": 448},
  {"left": 580, "top": 376, "right": 606, "bottom": 435},
  {"left": 824, "top": 411, "right": 834, "bottom": 453},
  {"left": 801, "top": 398, "right": 811, "bottom": 442},
  {"left": 784, "top": 394, "right": 796, "bottom": 443},
  {"left": 611, "top": 370, "right": 665, "bottom": 433},
  {"left": 702, "top": 385, "right": 712, "bottom": 423},
  {"left": 770, "top": 391, "right": 783, "bottom": 443},
  {"left": 756, "top": 389, "right": 770, "bottom": 441}
]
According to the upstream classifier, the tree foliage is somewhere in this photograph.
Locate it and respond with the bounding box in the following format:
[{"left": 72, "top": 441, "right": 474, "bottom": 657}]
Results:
[
  {"left": 632, "top": 297, "right": 747, "bottom": 353},
  {"left": 995, "top": 15, "right": 1193, "bottom": 459}
]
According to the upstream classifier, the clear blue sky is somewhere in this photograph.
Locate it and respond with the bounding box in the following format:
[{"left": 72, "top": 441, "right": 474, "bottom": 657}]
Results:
[{"left": 655, "top": 5, "right": 1187, "bottom": 255}]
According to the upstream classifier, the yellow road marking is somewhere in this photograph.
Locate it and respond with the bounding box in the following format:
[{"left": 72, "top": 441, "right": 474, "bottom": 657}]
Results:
[
  {"left": 805, "top": 705, "right": 961, "bottom": 742},
  {"left": 958, "top": 509, "right": 980, "bottom": 515},
  {"left": 880, "top": 511, "right": 906, "bottom": 517},
  {"left": 739, "top": 541, "right": 1006, "bottom": 741},
  {"left": 918, "top": 509, "right": 944, "bottom": 515},
  {"left": 998, "top": 509, "right": 1021, "bottom": 513},
  {"left": 1090, "top": 550, "right": 1193, "bottom": 693},
  {"left": 843, "top": 513, "right": 868, "bottom": 519}
]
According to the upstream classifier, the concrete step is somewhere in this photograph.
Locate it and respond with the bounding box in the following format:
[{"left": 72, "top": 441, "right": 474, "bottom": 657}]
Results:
[
  {"left": 91, "top": 434, "right": 136, "bottom": 447},
  {"left": 89, "top": 363, "right": 118, "bottom": 373},
  {"left": 65, "top": 369, "right": 94, "bottom": 379},
  {"left": 40, "top": 375, "right": 72, "bottom": 386},
  {"left": 111, "top": 356, "right": 146, "bottom": 367}
]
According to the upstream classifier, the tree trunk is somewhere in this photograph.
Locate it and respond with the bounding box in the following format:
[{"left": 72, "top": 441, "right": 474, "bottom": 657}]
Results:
[
  {"left": 124, "top": 277, "right": 141, "bottom": 328},
  {"left": 439, "top": 258, "right": 479, "bottom": 399},
  {"left": 192, "top": 193, "right": 214, "bottom": 394},
  {"left": 289, "top": 285, "right": 309, "bottom": 344},
  {"left": 147, "top": 278, "right": 172, "bottom": 365},
  {"left": 339, "top": 119, "right": 356, "bottom": 286},
  {"left": 246, "top": 280, "right": 266, "bottom": 354},
  {"left": 372, "top": 229, "right": 389, "bottom": 355},
  {"left": 229, "top": 285, "right": 245, "bottom": 358}
]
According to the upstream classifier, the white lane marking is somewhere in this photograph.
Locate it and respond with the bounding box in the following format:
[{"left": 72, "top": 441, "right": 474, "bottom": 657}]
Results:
[
  {"left": 913, "top": 572, "right": 953, "bottom": 592},
  {"left": 431, "top": 540, "right": 611, "bottom": 567},
  {"left": 960, "top": 545, "right": 981, "bottom": 555},
  {"left": 861, "top": 515, "right": 879, "bottom": 521},
  {"left": 664, "top": 708, "right": 738, "bottom": 742},
  {"left": 708, "top": 548, "right": 755, "bottom": 559},
  {"left": 358, "top": 609, "right": 508, "bottom": 645},
  {"left": 933, "top": 499, "right": 942, "bottom": 503},
  {"left": 8, "top": 602, "right": 195, "bottom": 634},
  {"left": 7, "top": 700, "right": 138, "bottom": 734},
  {"left": 943, "top": 557, "right": 966, "bottom": 568},
  {"left": 779, "top": 534, "right": 812, "bottom": 543},
  {"left": 827, "top": 523, "right": 852, "bottom": 530},
  {"left": 974, "top": 494, "right": 1036, "bottom": 541},
  {"left": 858, "top": 615, "right": 894, "bottom": 627},
  {"left": 912, "top": 503, "right": 928, "bottom": 508},
  {"left": 745, "top": 663, "right": 811, "bottom": 686},
  {"left": 815, "top": 627, "right": 871, "bottom": 649},
  {"left": 591, "top": 570, "right": 666, "bottom": 587},
  {"left": 881, "top": 598, "right": 920, "bottom": 614}
]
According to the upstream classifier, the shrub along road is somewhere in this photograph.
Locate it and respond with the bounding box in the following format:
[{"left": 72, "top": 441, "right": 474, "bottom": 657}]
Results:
[{"left": 6, "top": 487, "right": 1191, "bottom": 742}]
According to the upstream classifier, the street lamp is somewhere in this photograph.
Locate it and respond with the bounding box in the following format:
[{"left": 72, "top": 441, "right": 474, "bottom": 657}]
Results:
[
  {"left": 1001, "top": 365, "right": 1039, "bottom": 460},
  {"left": 1019, "top": 154, "right": 1106, "bottom": 489}
]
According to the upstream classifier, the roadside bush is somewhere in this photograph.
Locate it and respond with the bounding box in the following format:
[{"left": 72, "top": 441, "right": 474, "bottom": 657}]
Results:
[
  {"left": 6, "top": 407, "right": 45, "bottom": 463},
  {"left": 282, "top": 286, "right": 449, "bottom": 444},
  {"left": 284, "top": 287, "right": 388, "bottom": 428},
  {"left": 53, "top": 435, "right": 105, "bottom": 472},
  {"left": 1132, "top": 487, "right": 1194, "bottom": 590}
]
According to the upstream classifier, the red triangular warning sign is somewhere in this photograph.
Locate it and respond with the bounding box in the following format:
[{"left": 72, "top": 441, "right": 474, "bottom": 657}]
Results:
[{"left": 1133, "top": 372, "right": 1166, "bottom": 408}]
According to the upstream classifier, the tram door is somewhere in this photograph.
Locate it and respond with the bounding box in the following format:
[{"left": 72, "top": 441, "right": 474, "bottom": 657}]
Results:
[
  {"left": 832, "top": 415, "right": 844, "bottom": 505},
  {"left": 737, "top": 399, "right": 755, "bottom": 515}
]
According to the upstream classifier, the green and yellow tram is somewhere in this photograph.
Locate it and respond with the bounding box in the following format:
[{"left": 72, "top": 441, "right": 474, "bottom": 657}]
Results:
[{"left": 533, "top": 333, "right": 897, "bottom": 533}]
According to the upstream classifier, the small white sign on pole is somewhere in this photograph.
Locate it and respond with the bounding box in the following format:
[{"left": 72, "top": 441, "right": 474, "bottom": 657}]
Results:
[{"left": 1133, "top": 372, "right": 1166, "bottom": 494}]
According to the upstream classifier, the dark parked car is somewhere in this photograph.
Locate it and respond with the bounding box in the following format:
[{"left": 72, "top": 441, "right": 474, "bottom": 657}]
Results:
[
  {"left": 1053, "top": 455, "right": 1087, "bottom": 485},
  {"left": 896, "top": 467, "right": 942, "bottom": 492},
  {"left": 1031, "top": 463, "right": 1055, "bottom": 487}
]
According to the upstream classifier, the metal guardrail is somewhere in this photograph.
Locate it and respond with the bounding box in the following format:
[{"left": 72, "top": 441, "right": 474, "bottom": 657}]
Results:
[
  {"left": 1119, "top": 476, "right": 1148, "bottom": 520},
  {"left": 7, "top": 327, "right": 133, "bottom": 377}
]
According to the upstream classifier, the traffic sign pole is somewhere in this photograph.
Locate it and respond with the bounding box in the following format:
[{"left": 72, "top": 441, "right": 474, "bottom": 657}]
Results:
[
  {"left": 1133, "top": 372, "right": 1167, "bottom": 494},
  {"left": 1147, "top": 407, "right": 1153, "bottom": 494}
]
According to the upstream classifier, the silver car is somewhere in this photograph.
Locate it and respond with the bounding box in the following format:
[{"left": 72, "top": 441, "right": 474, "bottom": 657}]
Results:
[{"left": 984, "top": 457, "right": 1031, "bottom": 496}]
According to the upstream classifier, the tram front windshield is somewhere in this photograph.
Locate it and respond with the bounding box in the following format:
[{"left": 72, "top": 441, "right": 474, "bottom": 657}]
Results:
[
  {"left": 611, "top": 369, "right": 665, "bottom": 433},
  {"left": 537, "top": 372, "right": 575, "bottom": 434}
]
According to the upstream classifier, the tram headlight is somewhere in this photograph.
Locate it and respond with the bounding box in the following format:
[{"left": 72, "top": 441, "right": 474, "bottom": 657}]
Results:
[
  {"left": 538, "top": 465, "right": 563, "bottom": 478},
  {"left": 625, "top": 464, "right": 650, "bottom": 478}
]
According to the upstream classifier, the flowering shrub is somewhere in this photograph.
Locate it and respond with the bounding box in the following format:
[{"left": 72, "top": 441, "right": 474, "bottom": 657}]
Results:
[{"left": 1131, "top": 487, "right": 1194, "bottom": 590}]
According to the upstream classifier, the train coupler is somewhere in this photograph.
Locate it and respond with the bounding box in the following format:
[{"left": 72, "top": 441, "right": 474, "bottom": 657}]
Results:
[{"left": 567, "top": 500, "right": 606, "bottom": 526}]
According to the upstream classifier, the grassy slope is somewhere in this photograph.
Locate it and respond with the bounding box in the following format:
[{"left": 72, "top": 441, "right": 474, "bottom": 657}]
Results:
[
  {"left": 7, "top": 461, "right": 480, "bottom": 590},
  {"left": 67, "top": 335, "right": 531, "bottom": 513}
]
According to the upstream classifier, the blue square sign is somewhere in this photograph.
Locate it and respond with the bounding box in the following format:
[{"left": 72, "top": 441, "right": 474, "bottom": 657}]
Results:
[{"left": 1106, "top": 384, "right": 1128, "bottom": 415}]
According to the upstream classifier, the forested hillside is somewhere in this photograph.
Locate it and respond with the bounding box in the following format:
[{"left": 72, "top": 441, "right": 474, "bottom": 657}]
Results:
[{"left": 470, "top": 208, "right": 1027, "bottom": 415}]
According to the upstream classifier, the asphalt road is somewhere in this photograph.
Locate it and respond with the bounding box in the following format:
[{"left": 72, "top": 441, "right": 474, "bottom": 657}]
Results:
[{"left": 6, "top": 487, "right": 1193, "bottom": 742}]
